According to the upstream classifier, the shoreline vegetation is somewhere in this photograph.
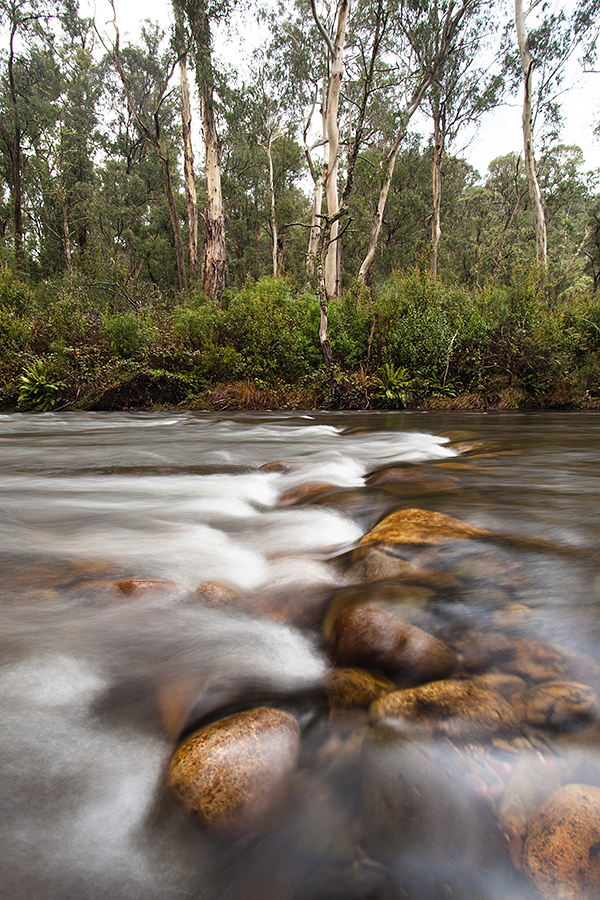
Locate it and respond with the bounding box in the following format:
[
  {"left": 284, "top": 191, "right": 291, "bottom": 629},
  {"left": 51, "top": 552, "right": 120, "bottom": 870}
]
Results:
[{"left": 3, "top": 264, "right": 600, "bottom": 413}]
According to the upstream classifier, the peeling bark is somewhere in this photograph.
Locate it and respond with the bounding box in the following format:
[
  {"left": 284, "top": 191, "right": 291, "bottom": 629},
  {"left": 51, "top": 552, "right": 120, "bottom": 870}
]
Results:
[
  {"left": 178, "top": 34, "right": 199, "bottom": 278},
  {"left": 201, "top": 78, "right": 228, "bottom": 299}
]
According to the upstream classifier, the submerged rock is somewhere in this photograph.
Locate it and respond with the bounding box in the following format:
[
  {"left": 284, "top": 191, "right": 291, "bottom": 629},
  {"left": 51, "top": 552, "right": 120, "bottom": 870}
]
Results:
[
  {"left": 324, "top": 667, "right": 395, "bottom": 710},
  {"left": 277, "top": 482, "right": 337, "bottom": 506},
  {"left": 371, "top": 678, "right": 520, "bottom": 742},
  {"left": 194, "top": 581, "right": 243, "bottom": 607},
  {"left": 524, "top": 784, "right": 600, "bottom": 900},
  {"left": 168, "top": 707, "right": 300, "bottom": 832},
  {"left": 329, "top": 603, "right": 457, "bottom": 683},
  {"left": 511, "top": 680, "right": 599, "bottom": 730},
  {"left": 361, "top": 724, "right": 513, "bottom": 895},
  {"left": 357, "top": 508, "right": 489, "bottom": 550}
]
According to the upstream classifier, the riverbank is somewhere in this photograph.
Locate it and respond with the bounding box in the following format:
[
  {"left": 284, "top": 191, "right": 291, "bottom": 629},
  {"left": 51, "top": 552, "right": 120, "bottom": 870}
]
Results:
[{"left": 3, "top": 266, "right": 600, "bottom": 413}]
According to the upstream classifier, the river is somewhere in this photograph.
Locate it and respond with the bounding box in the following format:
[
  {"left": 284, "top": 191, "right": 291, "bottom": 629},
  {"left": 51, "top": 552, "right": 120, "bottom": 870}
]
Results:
[{"left": 1, "top": 410, "right": 599, "bottom": 900}]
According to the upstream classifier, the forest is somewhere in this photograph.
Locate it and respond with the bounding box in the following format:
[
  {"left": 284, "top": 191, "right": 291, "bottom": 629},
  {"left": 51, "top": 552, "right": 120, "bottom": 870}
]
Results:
[{"left": 2, "top": 0, "right": 600, "bottom": 412}]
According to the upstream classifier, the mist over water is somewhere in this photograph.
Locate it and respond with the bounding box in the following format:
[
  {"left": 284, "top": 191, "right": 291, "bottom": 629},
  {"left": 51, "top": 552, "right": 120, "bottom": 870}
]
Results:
[{"left": 1, "top": 410, "right": 600, "bottom": 900}]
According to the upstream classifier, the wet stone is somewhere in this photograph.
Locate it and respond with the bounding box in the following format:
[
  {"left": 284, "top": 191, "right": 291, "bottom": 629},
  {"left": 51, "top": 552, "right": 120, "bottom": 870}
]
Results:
[
  {"left": 258, "top": 460, "right": 300, "bottom": 473},
  {"left": 511, "top": 680, "right": 599, "bottom": 730},
  {"left": 364, "top": 467, "right": 458, "bottom": 490},
  {"left": 524, "top": 784, "right": 600, "bottom": 900},
  {"left": 329, "top": 603, "right": 457, "bottom": 683},
  {"left": 357, "top": 508, "right": 490, "bottom": 551},
  {"left": 194, "top": 581, "right": 243, "bottom": 607},
  {"left": 361, "top": 725, "right": 514, "bottom": 895},
  {"left": 324, "top": 667, "right": 396, "bottom": 710},
  {"left": 370, "top": 678, "right": 521, "bottom": 743},
  {"left": 168, "top": 707, "right": 301, "bottom": 832},
  {"left": 278, "top": 483, "right": 337, "bottom": 506}
]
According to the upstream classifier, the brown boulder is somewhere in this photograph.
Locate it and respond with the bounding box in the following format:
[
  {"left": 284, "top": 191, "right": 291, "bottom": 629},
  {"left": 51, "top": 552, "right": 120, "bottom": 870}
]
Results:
[
  {"left": 168, "top": 708, "right": 300, "bottom": 832},
  {"left": 329, "top": 603, "right": 457, "bottom": 683},
  {"left": 357, "top": 508, "right": 489, "bottom": 550},
  {"left": 511, "top": 681, "right": 599, "bottom": 729},
  {"left": 278, "top": 482, "right": 336, "bottom": 506},
  {"left": 364, "top": 467, "right": 457, "bottom": 489},
  {"left": 194, "top": 581, "right": 243, "bottom": 607},
  {"left": 371, "top": 678, "right": 520, "bottom": 742},
  {"left": 524, "top": 784, "right": 600, "bottom": 899},
  {"left": 259, "top": 460, "right": 299, "bottom": 473},
  {"left": 324, "top": 667, "right": 395, "bottom": 710}
]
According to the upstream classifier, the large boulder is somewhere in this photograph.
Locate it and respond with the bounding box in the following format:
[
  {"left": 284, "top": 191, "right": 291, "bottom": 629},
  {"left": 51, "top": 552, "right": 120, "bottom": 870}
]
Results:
[
  {"left": 524, "top": 784, "right": 600, "bottom": 899},
  {"left": 370, "top": 678, "right": 520, "bottom": 742},
  {"left": 168, "top": 707, "right": 300, "bottom": 832},
  {"left": 329, "top": 603, "right": 457, "bottom": 683},
  {"left": 357, "top": 508, "right": 489, "bottom": 550}
]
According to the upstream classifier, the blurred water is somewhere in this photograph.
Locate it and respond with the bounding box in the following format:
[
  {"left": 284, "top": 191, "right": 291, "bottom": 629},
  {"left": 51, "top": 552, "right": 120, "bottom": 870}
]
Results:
[{"left": 0, "top": 410, "right": 599, "bottom": 900}]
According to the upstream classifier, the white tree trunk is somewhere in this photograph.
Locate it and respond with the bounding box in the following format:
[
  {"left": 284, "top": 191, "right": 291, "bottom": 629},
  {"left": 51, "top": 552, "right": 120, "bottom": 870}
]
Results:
[
  {"left": 179, "top": 49, "right": 199, "bottom": 278},
  {"left": 266, "top": 132, "right": 278, "bottom": 277},
  {"left": 431, "top": 115, "right": 444, "bottom": 277},
  {"left": 201, "top": 79, "right": 228, "bottom": 299},
  {"left": 515, "top": 0, "right": 547, "bottom": 265},
  {"left": 323, "top": 0, "right": 349, "bottom": 301}
]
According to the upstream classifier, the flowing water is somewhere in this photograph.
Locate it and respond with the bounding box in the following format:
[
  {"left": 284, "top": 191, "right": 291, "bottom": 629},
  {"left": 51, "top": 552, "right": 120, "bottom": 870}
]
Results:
[{"left": 1, "top": 410, "right": 600, "bottom": 900}]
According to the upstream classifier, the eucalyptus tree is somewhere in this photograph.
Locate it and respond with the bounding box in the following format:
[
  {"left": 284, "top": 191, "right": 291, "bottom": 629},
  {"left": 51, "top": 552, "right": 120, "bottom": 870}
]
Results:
[
  {"left": 173, "top": 0, "right": 233, "bottom": 299},
  {"left": 507, "top": 0, "right": 600, "bottom": 267},
  {"left": 420, "top": 0, "right": 502, "bottom": 276},
  {"left": 0, "top": 0, "right": 56, "bottom": 270},
  {"left": 173, "top": 1, "right": 199, "bottom": 280},
  {"left": 99, "top": 9, "right": 188, "bottom": 291},
  {"left": 357, "top": 0, "right": 487, "bottom": 284}
]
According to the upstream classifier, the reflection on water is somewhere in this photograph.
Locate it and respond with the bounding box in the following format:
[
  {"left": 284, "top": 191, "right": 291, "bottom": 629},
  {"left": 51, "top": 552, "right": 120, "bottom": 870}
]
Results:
[{"left": 1, "top": 410, "right": 600, "bottom": 900}]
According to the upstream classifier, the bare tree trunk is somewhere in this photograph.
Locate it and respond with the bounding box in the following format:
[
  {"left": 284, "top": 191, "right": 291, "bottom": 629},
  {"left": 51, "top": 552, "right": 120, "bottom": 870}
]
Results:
[
  {"left": 60, "top": 188, "right": 74, "bottom": 283},
  {"left": 323, "top": 0, "right": 349, "bottom": 301},
  {"left": 201, "top": 79, "right": 227, "bottom": 299},
  {"left": 179, "top": 47, "right": 199, "bottom": 278},
  {"left": 0, "top": 22, "right": 25, "bottom": 272},
  {"left": 515, "top": 0, "right": 547, "bottom": 265},
  {"left": 159, "top": 153, "right": 188, "bottom": 291},
  {"left": 431, "top": 115, "right": 444, "bottom": 277},
  {"left": 357, "top": 97, "right": 424, "bottom": 282},
  {"left": 305, "top": 89, "right": 327, "bottom": 276},
  {"left": 264, "top": 131, "right": 278, "bottom": 277}
]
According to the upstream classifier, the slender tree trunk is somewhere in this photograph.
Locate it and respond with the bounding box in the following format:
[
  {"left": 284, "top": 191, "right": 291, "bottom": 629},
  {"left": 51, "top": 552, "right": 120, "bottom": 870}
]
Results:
[
  {"left": 305, "top": 90, "right": 327, "bottom": 276},
  {"left": 323, "top": 0, "right": 349, "bottom": 301},
  {"left": 265, "top": 132, "right": 278, "bottom": 277},
  {"left": 431, "top": 115, "right": 445, "bottom": 277},
  {"left": 179, "top": 47, "right": 199, "bottom": 278},
  {"left": 200, "top": 78, "right": 227, "bottom": 299},
  {"left": 61, "top": 190, "right": 74, "bottom": 282},
  {"left": 357, "top": 96, "right": 424, "bottom": 282},
  {"left": 159, "top": 153, "right": 188, "bottom": 291},
  {"left": 515, "top": 0, "right": 547, "bottom": 265},
  {"left": 0, "top": 23, "right": 25, "bottom": 272}
]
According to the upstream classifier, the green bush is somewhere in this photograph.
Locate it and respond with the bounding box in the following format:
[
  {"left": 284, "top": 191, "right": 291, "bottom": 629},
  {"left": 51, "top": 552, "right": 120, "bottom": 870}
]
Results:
[{"left": 103, "top": 312, "right": 147, "bottom": 358}]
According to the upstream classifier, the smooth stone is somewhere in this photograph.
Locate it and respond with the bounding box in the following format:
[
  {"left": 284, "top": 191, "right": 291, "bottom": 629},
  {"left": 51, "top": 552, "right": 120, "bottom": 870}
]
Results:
[
  {"left": 361, "top": 725, "right": 513, "bottom": 893},
  {"left": 194, "top": 580, "right": 243, "bottom": 607},
  {"left": 259, "top": 460, "right": 300, "bottom": 473},
  {"left": 454, "top": 630, "right": 516, "bottom": 672},
  {"left": 364, "top": 467, "right": 457, "bottom": 489},
  {"left": 371, "top": 679, "right": 521, "bottom": 742},
  {"left": 501, "top": 637, "right": 566, "bottom": 682},
  {"left": 329, "top": 603, "right": 457, "bottom": 683},
  {"left": 347, "top": 544, "right": 458, "bottom": 588},
  {"left": 115, "top": 579, "right": 179, "bottom": 596},
  {"left": 277, "top": 482, "right": 337, "bottom": 506},
  {"left": 511, "top": 681, "right": 599, "bottom": 729},
  {"left": 524, "top": 784, "right": 600, "bottom": 899},
  {"left": 168, "top": 708, "right": 300, "bottom": 831},
  {"left": 324, "top": 667, "right": 396, "bottom": 710},
  {"left": 357, "top": 508, "right": 489, "bottom": 550}
]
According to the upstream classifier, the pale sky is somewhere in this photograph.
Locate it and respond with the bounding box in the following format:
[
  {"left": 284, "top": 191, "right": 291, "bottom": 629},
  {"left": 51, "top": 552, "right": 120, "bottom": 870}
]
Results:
[{"left": 88, "top": 0, "right": 600, "bottom": 179}]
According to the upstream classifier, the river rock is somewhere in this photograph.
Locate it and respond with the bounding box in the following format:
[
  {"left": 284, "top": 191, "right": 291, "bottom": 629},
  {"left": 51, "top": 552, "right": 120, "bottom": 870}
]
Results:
[
  {"left": 511, "top": 681, "right": 599, "bottom": 729},
  {"left": 194, "top": 580, "right": 243, "bottom": 607},
  {"left": 502, "top": 637, "right": 566, "bottom": 682},
  {"left": 364, "top": 467, "right": 457, "bottom": 490},
  {"left": 329, "top": 603, "right": 457, "bottom": 683},
  {"left": 324, "top": 667, "right": 396, "bottom": 710},
  {"left": 259, "top": 460, "right": 300, "bottom": 473},
  {"left": 361, "top": 724, "right": 513, "bottom": 895},
  {"left": 168, "top": 707, "right": 301, "bottom": 831},
  {"left": 278, "top": 482, "right": 337, "bottom": 506},
  {"left": 357, "top": 508, "right": 489, "bottom": 551},
  {"left": 524, "top": 783, "right": 600, "bottom": 899},
  {"left": 371, "top": 678, "right": 521, "bottom": 742}
]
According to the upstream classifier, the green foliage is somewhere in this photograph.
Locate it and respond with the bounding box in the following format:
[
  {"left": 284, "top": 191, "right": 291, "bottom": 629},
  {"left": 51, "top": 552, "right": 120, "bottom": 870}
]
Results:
[
  {"left": 103, "top": 312, "right": 148, "bottom": 358},
  {"left": 17, "top": 360, "right": 63, "bottom": 411},
  {"left": 373, "top": 363, "right": 416, "bottom": 407}
]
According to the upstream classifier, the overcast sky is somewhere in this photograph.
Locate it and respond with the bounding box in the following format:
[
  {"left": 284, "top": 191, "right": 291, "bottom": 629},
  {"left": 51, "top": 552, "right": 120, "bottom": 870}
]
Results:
[{"left": 88, "top": 0, "right": 600, "bottom": 179}]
